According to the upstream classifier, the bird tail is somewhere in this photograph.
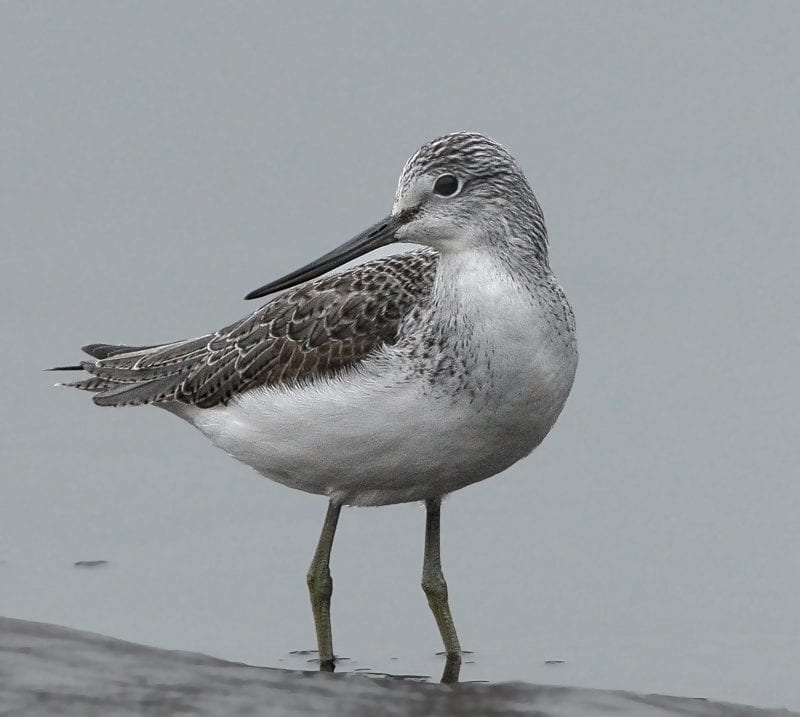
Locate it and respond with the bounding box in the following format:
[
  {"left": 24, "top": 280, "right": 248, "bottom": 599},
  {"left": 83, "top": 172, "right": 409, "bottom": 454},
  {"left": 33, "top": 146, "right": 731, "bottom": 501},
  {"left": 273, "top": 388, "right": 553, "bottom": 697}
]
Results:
[{"left": 49, "top": 338, "right": 209, "bottom": 407}]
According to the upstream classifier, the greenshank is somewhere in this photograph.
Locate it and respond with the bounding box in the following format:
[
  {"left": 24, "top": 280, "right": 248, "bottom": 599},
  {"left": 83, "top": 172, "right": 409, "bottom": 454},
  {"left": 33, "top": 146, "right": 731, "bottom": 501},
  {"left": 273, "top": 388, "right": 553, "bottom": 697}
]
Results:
[{"left": 53, "top": 132, "right": 578, "bottom": 682}]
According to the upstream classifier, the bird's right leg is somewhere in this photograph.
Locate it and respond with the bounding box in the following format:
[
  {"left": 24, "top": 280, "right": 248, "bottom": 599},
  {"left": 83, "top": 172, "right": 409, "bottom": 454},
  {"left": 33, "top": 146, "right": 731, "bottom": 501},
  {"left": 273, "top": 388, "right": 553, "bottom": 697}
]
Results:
[
  {"left": 306, "top": 499, "right": 342, "bottom": 670},
  {"left": 422, "top": 497, "right": 462, "bottom": 683}
]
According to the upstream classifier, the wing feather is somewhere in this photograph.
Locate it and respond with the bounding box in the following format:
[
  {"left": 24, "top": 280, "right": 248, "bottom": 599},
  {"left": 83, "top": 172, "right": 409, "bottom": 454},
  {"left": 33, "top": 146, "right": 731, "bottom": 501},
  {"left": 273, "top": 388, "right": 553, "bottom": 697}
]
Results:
[{"left": 59, "top": 248, "right": 437, "bottom": 408}]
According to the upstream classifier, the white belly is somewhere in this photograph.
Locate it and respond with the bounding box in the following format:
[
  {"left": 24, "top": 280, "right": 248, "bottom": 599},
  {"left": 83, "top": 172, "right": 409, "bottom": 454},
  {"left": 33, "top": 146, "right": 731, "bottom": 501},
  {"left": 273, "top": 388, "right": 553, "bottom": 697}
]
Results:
[{"left": 172, "top": 334, "right": 576, "bottom": 506}]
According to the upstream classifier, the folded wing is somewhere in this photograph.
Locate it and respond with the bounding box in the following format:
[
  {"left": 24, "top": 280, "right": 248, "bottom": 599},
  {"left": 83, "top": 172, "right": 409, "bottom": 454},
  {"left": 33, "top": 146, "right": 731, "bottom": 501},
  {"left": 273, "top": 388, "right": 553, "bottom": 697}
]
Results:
[{"left": 60, "top": 249, "right": 437, "bottom": 408}]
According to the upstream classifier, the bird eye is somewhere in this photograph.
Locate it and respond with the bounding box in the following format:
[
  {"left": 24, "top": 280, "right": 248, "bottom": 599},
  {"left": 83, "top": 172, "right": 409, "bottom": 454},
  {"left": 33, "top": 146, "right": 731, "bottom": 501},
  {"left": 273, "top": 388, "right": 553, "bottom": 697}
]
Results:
[{"left": 433, "top": 174, "right": 460, "bottom": 197}]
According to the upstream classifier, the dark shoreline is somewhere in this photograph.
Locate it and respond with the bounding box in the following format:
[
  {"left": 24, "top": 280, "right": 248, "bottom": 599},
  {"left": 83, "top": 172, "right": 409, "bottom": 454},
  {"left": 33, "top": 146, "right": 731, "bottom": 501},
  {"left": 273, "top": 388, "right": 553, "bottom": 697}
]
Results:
[{"left": 1, "top": 616, "right": 796, "bottom": 717}]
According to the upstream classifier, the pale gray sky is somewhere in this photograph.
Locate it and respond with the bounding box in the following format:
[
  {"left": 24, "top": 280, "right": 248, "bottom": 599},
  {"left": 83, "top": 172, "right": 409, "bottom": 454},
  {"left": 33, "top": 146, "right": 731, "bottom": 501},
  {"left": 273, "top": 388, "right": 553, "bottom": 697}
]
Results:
[{"left": 1, "top": 2, "right": 799, "bottom": 710}]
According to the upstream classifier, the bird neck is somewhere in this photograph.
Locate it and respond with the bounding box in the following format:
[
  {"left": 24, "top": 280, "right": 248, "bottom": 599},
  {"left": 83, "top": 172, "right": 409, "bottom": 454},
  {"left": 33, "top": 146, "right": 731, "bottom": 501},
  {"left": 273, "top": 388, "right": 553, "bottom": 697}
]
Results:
[{"left": 432, "top": 241, "right": 550, "bottom": 312}]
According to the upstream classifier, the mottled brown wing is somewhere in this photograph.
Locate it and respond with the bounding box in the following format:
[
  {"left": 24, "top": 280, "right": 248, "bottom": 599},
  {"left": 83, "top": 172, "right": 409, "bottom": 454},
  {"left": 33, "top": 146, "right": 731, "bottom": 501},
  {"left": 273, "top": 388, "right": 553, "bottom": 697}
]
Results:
[{"left": 67, "top": 249, "right": 437, "bottom": 408}]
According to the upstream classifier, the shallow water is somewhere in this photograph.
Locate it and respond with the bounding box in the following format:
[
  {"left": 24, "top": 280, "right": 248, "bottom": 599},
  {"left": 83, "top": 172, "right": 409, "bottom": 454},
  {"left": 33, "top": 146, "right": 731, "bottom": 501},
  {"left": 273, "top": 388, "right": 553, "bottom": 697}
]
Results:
[{"left": 3, "top": 486, "right": 799, "bottom": 713}]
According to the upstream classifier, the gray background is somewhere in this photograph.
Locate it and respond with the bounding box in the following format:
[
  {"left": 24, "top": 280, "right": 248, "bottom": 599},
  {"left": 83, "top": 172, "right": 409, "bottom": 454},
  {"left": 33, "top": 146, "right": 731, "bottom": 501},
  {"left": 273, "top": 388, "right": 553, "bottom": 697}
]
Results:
[{"left": 2, "top": 1, "right": 798, "bottom": 710}]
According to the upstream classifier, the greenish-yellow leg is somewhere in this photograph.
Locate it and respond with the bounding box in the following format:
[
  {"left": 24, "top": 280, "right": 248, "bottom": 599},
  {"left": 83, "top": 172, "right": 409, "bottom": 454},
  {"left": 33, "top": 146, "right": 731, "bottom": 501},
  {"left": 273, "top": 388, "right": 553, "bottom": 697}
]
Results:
[
  {"left": 307, "top": 500, "right": 341, "bottom": 671},
  {"left": 422, "top": 497, "right": 462, "bottom": 683}
]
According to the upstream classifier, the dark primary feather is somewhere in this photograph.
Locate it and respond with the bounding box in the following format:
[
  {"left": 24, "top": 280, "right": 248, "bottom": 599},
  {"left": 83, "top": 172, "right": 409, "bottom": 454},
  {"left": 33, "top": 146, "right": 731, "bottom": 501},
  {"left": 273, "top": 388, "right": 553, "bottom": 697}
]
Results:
[
  {"left": 82, "top": 343, "right": 161, "bottom": 359},
  {"left": 60, "top": 249, "right": 438, "bottom": 408}
]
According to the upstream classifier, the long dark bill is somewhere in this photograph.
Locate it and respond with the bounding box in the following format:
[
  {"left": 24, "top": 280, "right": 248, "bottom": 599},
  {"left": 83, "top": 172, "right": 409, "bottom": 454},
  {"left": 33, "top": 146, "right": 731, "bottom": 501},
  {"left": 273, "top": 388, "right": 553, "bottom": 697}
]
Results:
[{"left": 245, "top": 212, "right": 411, "bottom": 300}]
